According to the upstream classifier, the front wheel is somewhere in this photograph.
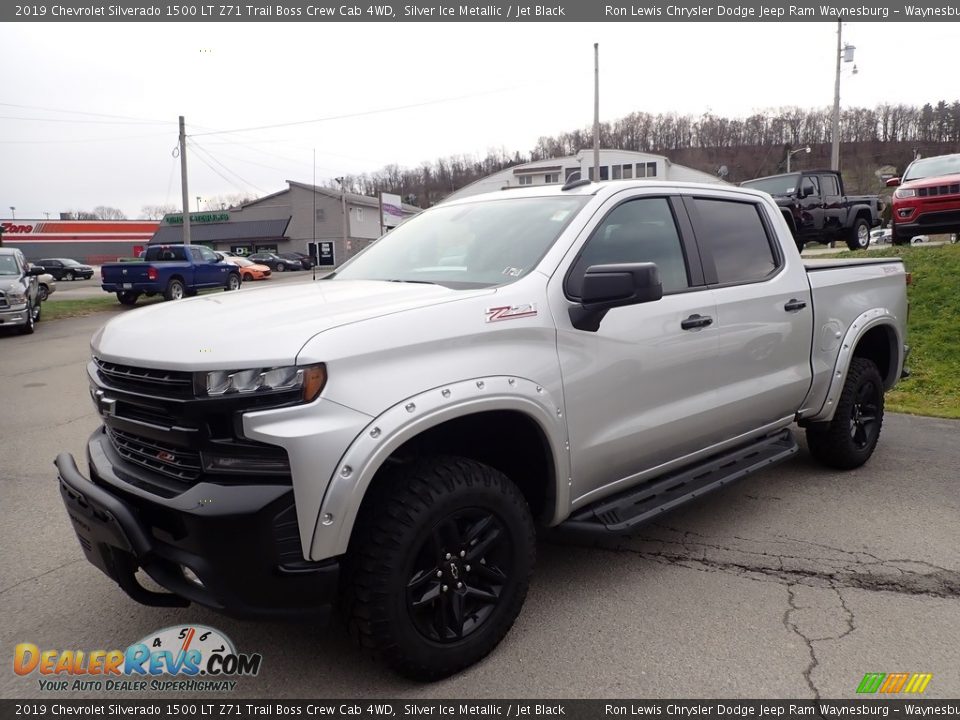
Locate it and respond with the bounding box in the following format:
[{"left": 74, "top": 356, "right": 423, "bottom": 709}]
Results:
[
  {"left": 276, "top": 262, "right": 285, "bottom": 272},
  {"left": 342, "top": 456, "right": 535, "bottom": 680},
  {"left": 847, "top": 218, "right": 871, "bottom": 251},
  {"left": 38, "top": 284, "right": 49, "bottom": 302},
  {"left": 225, "top": 273, "right": 241, "bottom": 291},
  {"left": 806, "top": 357, "right": 885, "bottom": 470},
  {"left": 64, "top": 271, "right": 74, "bottom": 281},
  {"left": 19, "top": 301, "right": 38, "bottom": 334}
]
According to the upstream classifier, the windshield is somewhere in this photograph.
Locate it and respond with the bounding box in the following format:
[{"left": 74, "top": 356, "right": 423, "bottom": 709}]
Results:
[
  {"left": 741, "top": 174, "right": 800, "bottom": 195},
  {"left": 333, "top": 195, "right": 589, "bottom": 288},
  {"left": 903, "top": 154, "right": 960, "bottom": 182},
  {"left": 231, "top": 257, "right": 254, "bottom": 267},
  {"left": 0, "top": 255, "right": 19, "bottom": 276}
]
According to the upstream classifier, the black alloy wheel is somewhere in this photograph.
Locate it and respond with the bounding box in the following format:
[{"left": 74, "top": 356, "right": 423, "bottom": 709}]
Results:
[
  {"left": 406, "top": 509, "right": 512, "bottom": 643},
  {"left": 849, "top": 376, "right": 881, "bottom": 451}
]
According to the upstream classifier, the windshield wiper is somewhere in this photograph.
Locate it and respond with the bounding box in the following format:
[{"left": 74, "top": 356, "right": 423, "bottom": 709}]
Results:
[{"left": 386, "top": 279, "right": 439, "bottom": 285}]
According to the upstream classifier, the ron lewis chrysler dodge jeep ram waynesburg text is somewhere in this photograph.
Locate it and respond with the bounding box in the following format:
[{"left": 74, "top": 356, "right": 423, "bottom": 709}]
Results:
[{"left": 56, "top": 179, "right": 910, "bottom": 679}]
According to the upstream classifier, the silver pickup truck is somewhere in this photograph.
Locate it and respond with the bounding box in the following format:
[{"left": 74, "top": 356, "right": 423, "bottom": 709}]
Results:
[{"left": 56, "top": 180, "right": 909, "bottom": 679}]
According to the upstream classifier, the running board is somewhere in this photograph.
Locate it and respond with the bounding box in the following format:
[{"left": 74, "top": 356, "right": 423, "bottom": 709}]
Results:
[{"left": 561, "top": 429, "right": 798, "bottom": 534}]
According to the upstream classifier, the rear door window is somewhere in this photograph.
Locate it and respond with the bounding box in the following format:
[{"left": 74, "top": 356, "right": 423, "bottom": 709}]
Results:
[{"left": 688, "top": 198, "right": 780, "bottom": 285}]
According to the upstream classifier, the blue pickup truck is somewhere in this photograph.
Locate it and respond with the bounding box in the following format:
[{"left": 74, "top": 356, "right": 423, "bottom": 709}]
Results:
[{"left": 101, "top": 244, "right": 242, "bottom": 305}]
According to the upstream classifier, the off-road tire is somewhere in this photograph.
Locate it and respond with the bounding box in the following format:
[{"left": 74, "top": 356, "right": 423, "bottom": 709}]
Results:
[
  {"left": 164, "top": 278, "right": 185, "bottom": 301},
  {"left": 117, "top": 291, "right": 139, "bottom": 306},
  {"left": 341, "top": 456, "right": 536, "bottom": 681},
  {"left": 847, "top": 217, "right": 871, "bottom": 251},
  {"left": 806, "top": 357, "right": 885, "bottom": 470}
]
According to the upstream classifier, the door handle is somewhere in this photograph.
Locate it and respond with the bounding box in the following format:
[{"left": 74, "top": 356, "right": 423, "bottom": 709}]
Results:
[
  {"left": 784, "top": 298, "right": 807, "bottom": 312},
  {"left": 681, "top": 314, "right": 713, "bottom": 330}
]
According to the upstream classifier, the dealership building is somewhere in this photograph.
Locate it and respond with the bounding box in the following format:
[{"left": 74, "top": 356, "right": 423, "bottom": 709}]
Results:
[
  {"left": 149, "top": 181, "right": 421, "bottom": 266},
  {"left": 443, "top": 149, "right": 726, "bottom": 202}
]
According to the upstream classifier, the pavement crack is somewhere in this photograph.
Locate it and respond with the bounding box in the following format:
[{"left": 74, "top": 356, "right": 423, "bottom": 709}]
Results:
[
  {"left": 0, "top": 559, "right": 85, "bottom": 596},
  {"left": 782, "top": 584, "right": 821, "bottom": 700}
]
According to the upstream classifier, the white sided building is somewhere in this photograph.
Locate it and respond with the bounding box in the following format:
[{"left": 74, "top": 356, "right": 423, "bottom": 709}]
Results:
[{"left": 443, "top": 149, "right": 726, "bottom": 202}]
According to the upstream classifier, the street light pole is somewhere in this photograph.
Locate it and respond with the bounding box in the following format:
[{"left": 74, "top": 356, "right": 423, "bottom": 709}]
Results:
[{"left": 787, "top": 146, "right": 811, "bottom": 173}]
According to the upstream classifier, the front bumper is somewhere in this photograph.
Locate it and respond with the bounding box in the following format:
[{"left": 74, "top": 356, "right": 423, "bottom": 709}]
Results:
[
  {"left": 55, "top": 432, "right": 340, "bottom": 619},
  {"left": 0, "top": 305, "right": 29, "bottom": 326}
]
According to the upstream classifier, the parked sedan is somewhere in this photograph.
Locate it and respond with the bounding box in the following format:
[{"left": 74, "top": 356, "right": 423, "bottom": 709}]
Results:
[
  {"left": 37, "top": 272, "right": 56, "bottom": 301},
  {"left": 248, "top": 252, "right": 297, "bottom": 272},
  {"left": 279, "top": 252, "right": 312, "bottom": 270},
  {"left": 35, "top": 258, "right": 94, "bottom": 281},
  {"left": 224, "top": 256, "right": 272, "bottom": 281}
]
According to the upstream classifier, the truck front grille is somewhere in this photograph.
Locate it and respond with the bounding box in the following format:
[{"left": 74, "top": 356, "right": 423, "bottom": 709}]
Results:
[
  {"left": 108, "top": 428, "right": 202, "bottom": 483},
  {"left": 94, "top": 358, "right": 194, "bottom": 397}
]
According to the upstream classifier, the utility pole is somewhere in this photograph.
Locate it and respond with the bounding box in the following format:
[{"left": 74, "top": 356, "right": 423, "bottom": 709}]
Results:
[
  {"left": 830, "top": 22, "right": 842, "bottom": 172},
  {"left": 336, "top": 177, "right": 349, "bottom": 258},
  {"left": 179, "top": 115, "right": 192, "bottom": 245},
  {"left": 593, "top": 43, "right": 600, "bottom": 182}
]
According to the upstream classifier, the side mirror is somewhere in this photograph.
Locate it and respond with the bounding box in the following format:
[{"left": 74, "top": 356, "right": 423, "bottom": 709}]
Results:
[
  {"left": 214, "top": 252, "right": 224, "bottom": 261},
  {"left": 570, "top": 262, "right": 663, "bottom": 332},
  {"left": 27, "top": 266, "right": 46, "bottom": 277},
  {"left": 885, "top": 177, "right": 901, "bottom": 188}
]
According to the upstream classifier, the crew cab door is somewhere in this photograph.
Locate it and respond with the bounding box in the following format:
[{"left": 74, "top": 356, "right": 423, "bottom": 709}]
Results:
[
  {"left": 796, "top": 175, "right": 825, "bottom": 238},
  {"left": 549, "top": 193, "right": 720, "bottom": 503},
  {"left": 683, "top": 194, "right": 813, "bottom": 441},
  {"left": 818, "top": 173, "right": 845, "bottom": 237}
]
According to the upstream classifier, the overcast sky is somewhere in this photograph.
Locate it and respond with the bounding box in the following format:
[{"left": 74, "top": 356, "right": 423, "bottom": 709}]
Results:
[{"left": 1, "top": 21, "right": 956, "bottom": 219}]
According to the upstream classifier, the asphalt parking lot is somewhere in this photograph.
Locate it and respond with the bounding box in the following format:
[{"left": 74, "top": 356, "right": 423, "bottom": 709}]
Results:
[{"left": 1, "top": 312, "right": 958, "bottom": 700}]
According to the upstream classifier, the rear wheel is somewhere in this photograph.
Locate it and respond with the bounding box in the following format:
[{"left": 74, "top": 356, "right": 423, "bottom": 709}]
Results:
[
  {"left": 342, "top": 456, "right": 535, "bottom": 680},
  {"left": 164, "top": 278, "right": 185, "bottom": 301},
  {"left": 806, "top": 357, "right": 884, "bottom": 470},
  {"left": 117, "top": 291, "right": 139, "bottom": 306},
  {"left": 847, "top": 217, "right": 871, "bottom": 251}
]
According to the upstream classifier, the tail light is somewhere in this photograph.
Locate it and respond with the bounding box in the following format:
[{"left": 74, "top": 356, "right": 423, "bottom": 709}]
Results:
[{"left": 147, "top": 267, "right": 158, "bottom": 281}]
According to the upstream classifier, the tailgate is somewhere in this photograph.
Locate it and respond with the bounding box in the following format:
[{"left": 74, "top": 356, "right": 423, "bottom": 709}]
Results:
[{"left": 101, "top": 263, "right": 153, "bottom": 283}]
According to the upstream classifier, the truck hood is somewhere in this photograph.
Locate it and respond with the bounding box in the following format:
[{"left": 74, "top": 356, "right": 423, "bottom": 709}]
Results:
[{"left": 92, "top": 280, "right": 493, "bottom": 369}]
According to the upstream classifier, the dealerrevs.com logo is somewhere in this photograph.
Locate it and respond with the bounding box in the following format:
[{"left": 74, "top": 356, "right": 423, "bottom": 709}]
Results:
[{"left": 13, "top": 625, "right": 263, "bottom": 693}]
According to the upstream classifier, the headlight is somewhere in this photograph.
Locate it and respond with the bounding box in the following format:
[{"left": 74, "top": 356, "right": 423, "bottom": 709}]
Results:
[
  {"left": 894, "top": 188, "right": 916, "bottom": 199},
  {"left": 5, "top": 291, "right": 26, "bottom": 306},
  {"left": 201, "top": 363, "right": 326, "bottom": 402}
]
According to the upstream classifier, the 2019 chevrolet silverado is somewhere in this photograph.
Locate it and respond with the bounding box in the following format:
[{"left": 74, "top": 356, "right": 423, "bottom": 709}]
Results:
[
  {"left": 886, "top": 153, "right": 960, "bottom": 245},
  {"left": 741, "top": 170, "right": 882, "bottom": 251},
  {"left": 56, "top": 180, "right": 909, "bottom": 680}
]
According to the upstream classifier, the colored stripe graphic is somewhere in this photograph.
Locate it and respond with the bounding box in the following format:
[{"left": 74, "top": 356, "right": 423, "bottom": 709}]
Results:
[
  {"left": 857, "top": 673, "right": 885, "bottom": 693},
  {"left": 904, "top": 674, "right": 933, "bottom": 694},
  {"left": 880, "top": 673, "right": 909, "bottom": 693},
  {"left": 858, "top": 672, "right": 932, "bottom": 694}
]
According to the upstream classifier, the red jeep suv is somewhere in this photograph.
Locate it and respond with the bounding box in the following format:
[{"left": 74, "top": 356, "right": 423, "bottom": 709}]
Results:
[{"left": 887, "top": 153, "right": 960, "bottom": 245}]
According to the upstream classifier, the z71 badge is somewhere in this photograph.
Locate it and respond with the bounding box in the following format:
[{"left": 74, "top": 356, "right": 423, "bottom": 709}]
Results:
[{"left": 485, "top": 304, "right": 538, "bottom": 322}]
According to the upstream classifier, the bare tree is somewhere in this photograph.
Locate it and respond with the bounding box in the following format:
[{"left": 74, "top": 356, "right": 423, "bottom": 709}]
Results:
[
  {"left": 92, "top": 206, "right": 127, "bottom": 220},
  {"left": 140, "top": 203, "right": 179, "bottom": 220},
  {"left": 61, "top": 210, "right": 99, "bottom": 220}
]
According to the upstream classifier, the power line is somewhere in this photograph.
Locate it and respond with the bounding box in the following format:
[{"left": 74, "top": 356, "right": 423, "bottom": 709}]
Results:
[
  {"left": 188, "top": 139, "right": 267, "bottom": 195},
  {"left": 0, "top": 115, "right": 169, "bottom": 126},
  {"left": 187, "top": 84, "right": 536, "bottom": 138},
  {"left": 0, "top": 101, "right": 170, "bottom": 123}
]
